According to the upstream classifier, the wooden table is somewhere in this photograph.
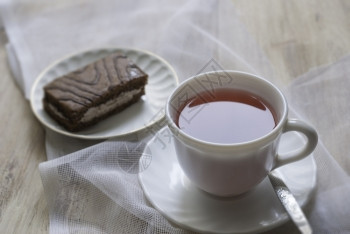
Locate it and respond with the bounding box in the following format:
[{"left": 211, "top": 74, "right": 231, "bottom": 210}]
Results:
[{"left": 0, "top": 0, "right": 349, "bottom": 233}]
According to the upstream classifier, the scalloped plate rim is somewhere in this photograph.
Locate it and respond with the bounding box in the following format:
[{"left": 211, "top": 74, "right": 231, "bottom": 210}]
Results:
[{"left": 30, "top": 47, "right": 178, "bottom": 140}]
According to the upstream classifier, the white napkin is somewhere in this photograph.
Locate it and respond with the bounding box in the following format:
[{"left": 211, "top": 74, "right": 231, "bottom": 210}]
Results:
[
  {"left": 2, "top": 0, "right": 350, "bottom": 233},
  {"left": 286, "top": 57, "right": 350, "bottom": 231},
  {"left": 1, "top": 0, "right": 273, "bottom": 99}
]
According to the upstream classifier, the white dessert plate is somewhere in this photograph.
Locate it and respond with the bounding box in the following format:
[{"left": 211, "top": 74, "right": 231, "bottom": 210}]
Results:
[
  {"left": 138, "top": 127, "right": 317, "bottom": 234},
  {"left": 30, "top": 48, "right": 178, "bottom": 139}
]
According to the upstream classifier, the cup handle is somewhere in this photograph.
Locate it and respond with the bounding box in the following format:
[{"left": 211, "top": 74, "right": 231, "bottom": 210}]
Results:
[{"left": 273, "top": 119, "right": 318, "bottom": 169}]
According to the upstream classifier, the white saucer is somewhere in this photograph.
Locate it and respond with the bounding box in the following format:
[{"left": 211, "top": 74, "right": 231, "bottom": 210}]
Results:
[
  {"left": 138, "top": 127, "right": 316, "bottom": 234},
  {"left": 30, "top": 47, "right": 178, "bottom": 139}
]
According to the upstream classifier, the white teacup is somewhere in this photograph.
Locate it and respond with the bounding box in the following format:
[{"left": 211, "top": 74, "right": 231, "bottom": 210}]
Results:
[{"left": 165, "top": 70, "right": 318, "bottom": 197}]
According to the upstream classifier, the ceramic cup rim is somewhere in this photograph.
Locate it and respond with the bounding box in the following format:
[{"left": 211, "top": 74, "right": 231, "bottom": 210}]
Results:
[{"left": 165, "top": 70, "right": 288, "bottom": 152}]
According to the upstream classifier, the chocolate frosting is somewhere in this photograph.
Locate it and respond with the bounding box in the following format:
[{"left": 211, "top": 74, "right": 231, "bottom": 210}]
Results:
[{"left": 43, "top": 53, "right": 148, "bottom": 120}]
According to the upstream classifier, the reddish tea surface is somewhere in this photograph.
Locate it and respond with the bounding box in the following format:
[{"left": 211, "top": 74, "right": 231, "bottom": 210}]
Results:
[{"left": 176, "top": 88, "right": 277, "bottom": 144}]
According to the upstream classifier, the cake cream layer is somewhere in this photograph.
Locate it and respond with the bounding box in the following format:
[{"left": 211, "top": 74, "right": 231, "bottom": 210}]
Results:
[
  {"left": 47, "top": 88, "right": 143, "bottom": 124},
  {"left": 43, "top": 53, "right": 148, "bottom": 120}
]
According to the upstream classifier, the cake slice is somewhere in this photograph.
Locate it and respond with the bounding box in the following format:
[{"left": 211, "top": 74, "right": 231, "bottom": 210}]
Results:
[{"left": 43, "top": 52, "right": 148, "bottom": 131}]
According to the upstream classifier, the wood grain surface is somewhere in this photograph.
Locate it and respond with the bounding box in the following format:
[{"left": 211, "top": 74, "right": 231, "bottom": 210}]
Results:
[
  {"left": 0, "top": 30, "right": 49, "bottom": 233},
  {"left": 0, "top": 0, "right": 349, "bottom": 233}
]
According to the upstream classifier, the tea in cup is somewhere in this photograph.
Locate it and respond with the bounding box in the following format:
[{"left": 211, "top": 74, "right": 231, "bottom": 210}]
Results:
[{"left": 165, "top": 70, "right": 318, "bottom": 197}]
